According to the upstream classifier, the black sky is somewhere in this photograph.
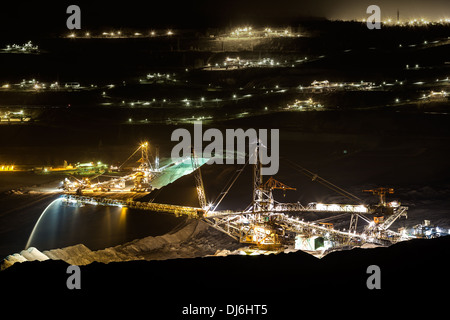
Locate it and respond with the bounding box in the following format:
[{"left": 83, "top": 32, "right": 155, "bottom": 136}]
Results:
[{"left": 1, "top": 0, "right": 449, "bottom": 36}]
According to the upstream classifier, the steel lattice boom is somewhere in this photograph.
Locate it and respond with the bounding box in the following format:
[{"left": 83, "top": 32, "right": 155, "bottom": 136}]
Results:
[{"left": 62, "top": 140, "right": 414, "bottom": 253}]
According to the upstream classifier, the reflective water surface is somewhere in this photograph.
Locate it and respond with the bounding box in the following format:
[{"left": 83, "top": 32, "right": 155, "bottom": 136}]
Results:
[{"left": 26, "top": 198, "right": 186, "bottom": 251}]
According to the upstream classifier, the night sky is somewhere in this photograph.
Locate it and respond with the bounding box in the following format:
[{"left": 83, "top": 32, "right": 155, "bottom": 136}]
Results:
[{"left": 1, "top": 0, "right": 449, "bottom": 36}]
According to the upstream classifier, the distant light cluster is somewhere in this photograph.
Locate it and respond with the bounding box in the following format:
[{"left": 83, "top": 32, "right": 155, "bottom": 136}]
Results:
[
  {"left": 420, "top": 90, "right": 448, "bottom": 100},
  {"left": 205, "top": 57, "right": 280, "bottom": 70},
  {"left": 66, "top": 29, "right": 174, "bottom": 38},
  {"left": 0, "top": 165, "right": 15, "bottom": 171},
  {"left": 309, "top": 80, "right": 376, "bottom": 91},
  {"left": 1, "top": 41, "right": 39, "bottom": 53},
  {"left": 64, "top": 25, "right": 304, "bottom": 39},
  {"left": 1, "top": 79, "right": 94, "bottom": 91},
  {"left": 0, "top": 110, "right": 30, "bottom": 123},
  {"left": 360, "top": 17, "right": 450, "bottom": 26},
  {"left": 286, "top": 98, "right": 323, "bottom": 110},
  {"left": 139, "top": 73, "right": 178, "bottom": 84},
  {"left": 227, "top": 26, "right": 297, "bottom": 38}
]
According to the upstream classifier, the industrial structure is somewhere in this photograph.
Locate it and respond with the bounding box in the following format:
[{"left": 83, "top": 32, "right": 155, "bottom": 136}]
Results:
[
  {"left": 63, "top": 141, "right": 164, "bottom": 194},
  {"left": 226, "top": 26, "right": 296, "bottom": 38},
  {"left": 197, "top": 142, "right": 411, "bottom": 252},
  {"left": 2, "top": 41, "right": 39, "bottom": 54},
  {"left": 0, "top": 110, "right": 31, "bottom": 123},
  {"left": 59, "top": 139, "right": 437, "bottom": 256},
  {"left": 286, "top": 98, "right": 323, "bottom": 110}
]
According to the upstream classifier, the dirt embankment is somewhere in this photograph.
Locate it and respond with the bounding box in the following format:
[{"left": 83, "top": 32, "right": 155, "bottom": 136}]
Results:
[{"left": 1, "top": 219, "right": 241, "bottom": 270}]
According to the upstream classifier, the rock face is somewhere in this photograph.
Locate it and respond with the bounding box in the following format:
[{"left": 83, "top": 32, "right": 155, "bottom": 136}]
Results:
[{"left": 1, "top": 220, "right": 242, "bottom": 270}]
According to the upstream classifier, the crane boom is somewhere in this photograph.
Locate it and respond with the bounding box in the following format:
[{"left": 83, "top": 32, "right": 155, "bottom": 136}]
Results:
[
  {"left": 210, "top": 160, "right": 248, "bottom": 212},
  {"left": 263, "top": 177, "right": 296, "bottom": 192},
  {"left": 363, "top": 187, "right": 394, "bottom": 206},
  {"left": 191, "top": 147, "right": 207, "bottom": 211},
  {"left": 283, "top": 158, "right": 364, "bottom": 204}
]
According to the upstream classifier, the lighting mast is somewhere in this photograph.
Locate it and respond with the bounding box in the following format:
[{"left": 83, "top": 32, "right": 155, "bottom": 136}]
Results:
[
  {"left": 252, "top": 140, "right": 264, "bottom": 212},
  {"left": 138, "top": 142, "right": 152, "bottom": 172}
]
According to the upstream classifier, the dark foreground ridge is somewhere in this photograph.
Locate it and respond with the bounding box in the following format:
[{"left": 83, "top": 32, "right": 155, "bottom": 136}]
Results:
[{"left": 1, "top": 236, "right": 448, "bottom": 317}]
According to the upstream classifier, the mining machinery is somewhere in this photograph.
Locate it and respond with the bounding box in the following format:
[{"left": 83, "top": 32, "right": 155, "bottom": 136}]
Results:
[
  {"left": 63, "top": 141, "right": 161, "bottom": 193},
  {"left": 199, "top": 141, "right": 411, "bottom": 251},
  {"left": 64, "top": 140, "right": 413, "bottom": 253}
]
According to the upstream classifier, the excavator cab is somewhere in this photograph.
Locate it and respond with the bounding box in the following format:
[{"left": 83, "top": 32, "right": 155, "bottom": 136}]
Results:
[{"left": 373, "top": 216, "right": 384, "bottom": 224}]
